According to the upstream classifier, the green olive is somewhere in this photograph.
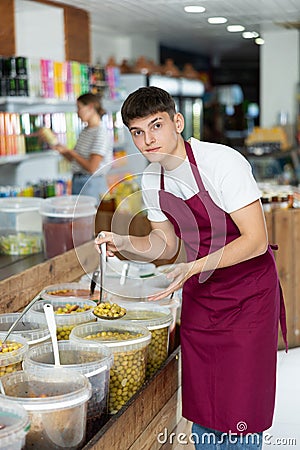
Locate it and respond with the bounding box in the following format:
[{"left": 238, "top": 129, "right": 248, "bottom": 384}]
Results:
[
  {"left": 84, "top": 331, "right": 147, "bottom": 414},
  {"left": 93, "top": 302, "right": 126, "bottom": 319},
  {"left": 146, "top": 327, "right": 169, "bottom": 378}
]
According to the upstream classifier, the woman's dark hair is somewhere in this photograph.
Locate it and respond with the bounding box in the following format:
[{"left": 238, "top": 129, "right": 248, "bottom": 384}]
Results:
[
  {"left": 121, "top": 86, "right": 176, "bottom": 128},
  {"left": 77, "top": 93, "right": 106, "bottom": 117}
]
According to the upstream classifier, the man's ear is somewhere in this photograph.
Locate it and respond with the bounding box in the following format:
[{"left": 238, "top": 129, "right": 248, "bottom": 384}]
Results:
[{"left": 174, "top": 112, "right": 185, "bottom": 133}]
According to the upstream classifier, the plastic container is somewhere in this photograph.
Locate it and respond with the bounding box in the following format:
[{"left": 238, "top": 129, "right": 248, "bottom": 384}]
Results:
[
  {"left": 0, "top": 197, "right": 44, "bottom": 255},
  {"left": 70, "top": 321, "right": 151, "bottom": 414},
  {"left": 0, "top": 398, "right": 30, "bottom": 450},
  {"left": 39, "top": 195, "right": 97, "bottom": 259},
  {"left": 117, "top": 296, "right": 180, "bottom": 353},
  {"left": 0, "top": 368, "right": 92, "bottom": 450},
  {"left": 29, "top": 298, "right": 96, "bottom": 340},
  {"left": 0, "top": 333, "right": 29, "bottom": 378},
  {"left": 119, "top": 303, "right": 173, "bottom": 378},
  {"left": 23, "top": 341, "right": 113, "bottom": 436},
  {"left": 0, "top": 313, "right": 50, "bottom": 348},
  {"left": 42, "top": 282, "right": 100, "bottom": 302}
]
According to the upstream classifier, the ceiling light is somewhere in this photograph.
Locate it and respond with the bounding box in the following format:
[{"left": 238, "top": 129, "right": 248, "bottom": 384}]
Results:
[
  {"left": 184, "top": 6, "right": 206, "bottom": 13},
  {"left": 242, "top": 31, "right": 259, "bottom": 39},
  {"left": 255, "top": 37, "right": 265, "bottom": 45},
  {"left": 227, "top": 25, "right": 245, "bottom": 32},
  {"left": 208, "top": 17, "right": 227, "bottom": 24}
]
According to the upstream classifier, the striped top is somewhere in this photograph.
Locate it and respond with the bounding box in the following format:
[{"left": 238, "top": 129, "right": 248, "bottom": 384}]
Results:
[{"left": 71, "top": 124, "right": 113, "bottom": 176}]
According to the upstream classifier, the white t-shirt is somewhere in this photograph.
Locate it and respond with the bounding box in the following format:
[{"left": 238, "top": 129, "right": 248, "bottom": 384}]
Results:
[
  {"left": 71, "top": 124, "right": 113, "bottom": 175},
  {"left": 141, "top": 137, "right": 261, "bottom": 222}
]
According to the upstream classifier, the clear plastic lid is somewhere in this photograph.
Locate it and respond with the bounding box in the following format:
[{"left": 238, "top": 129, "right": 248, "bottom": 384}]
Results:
[
  {"left": 70, "top": 321, "right": 151, "bottom": 351},
  {"left": 23, "top": 341, "right": 114, "bottom": 377},
  {"left": 0, "top": 368, "right": 92, "bottom": 411},
  {"left": 119, "top": 303, "right": 173, "bottom": 330},
  {"left": 0, "top": 313, "right": 50, "bottom": 346},
  {"left": 42, "top": 283, "right": 97, "bottom": 301},
  {"left": 0, "top": 197, "right": 44, "bottom": 213},
  {"left": 0, "top": 398, "right": 30, "bottom": 446},
  {"left": 29, "top": 298, "right": 96, "bottom": 326},
  {"left": 0, "top": 333, "right": 29, "bottom": 365},
  {"left": 39, "top": 195, "right": 97, "bottom": 218}
]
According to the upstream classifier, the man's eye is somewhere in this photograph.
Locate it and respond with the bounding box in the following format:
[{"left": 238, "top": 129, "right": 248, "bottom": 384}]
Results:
[
  {"left": 153, "top": 123, "right": 162, "bottom": 129},
  {"left": 132, "top": 130, "right": 142, "bottom": 137}
]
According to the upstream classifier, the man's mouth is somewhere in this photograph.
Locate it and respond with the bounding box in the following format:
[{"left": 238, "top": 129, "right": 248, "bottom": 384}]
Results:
[{"left": 145, "top": 147, "right": 160, "bottom": 153}]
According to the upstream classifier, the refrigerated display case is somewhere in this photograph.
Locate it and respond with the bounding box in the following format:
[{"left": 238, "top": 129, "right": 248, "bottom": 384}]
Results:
[
  {"left": 179, "top": 78, "right": 204, "bottom": 140},
  {"left": 120, "top": 73, "right": 205, "bottom": 141}
]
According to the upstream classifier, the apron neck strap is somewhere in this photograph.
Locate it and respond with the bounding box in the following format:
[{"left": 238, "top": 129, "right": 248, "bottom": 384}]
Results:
[
  {"left": 185, "top": 140, "right": 206, "bottom": 191},
  {"left": 160, "top": 140, "right": 205, "bottom": 191}
]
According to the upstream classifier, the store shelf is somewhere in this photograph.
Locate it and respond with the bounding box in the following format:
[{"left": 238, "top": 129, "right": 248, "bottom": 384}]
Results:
[
  {"left": 0, "top": 150, "right": 59, "bottom": 165},
  {"left": 0, "top": 96, "right": 74, "bottom": 106}
]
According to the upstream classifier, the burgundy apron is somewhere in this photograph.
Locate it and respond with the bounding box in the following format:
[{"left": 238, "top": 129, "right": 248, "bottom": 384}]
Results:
[{"left": 159, "top": 141, "right": 287, "bottom": 434}]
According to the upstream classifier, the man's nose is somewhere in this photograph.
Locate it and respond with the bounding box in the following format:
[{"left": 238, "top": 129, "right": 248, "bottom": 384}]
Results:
[{"left": 144, "top": 131, "right": 155, "bottom": 146}]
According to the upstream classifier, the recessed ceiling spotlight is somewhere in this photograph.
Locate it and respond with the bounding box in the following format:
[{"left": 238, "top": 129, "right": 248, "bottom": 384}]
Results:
[
  {"left": 242, "top": 31, "right": 259, "bottom": 39},
  {"left": 255, "top": 37, "right": 265, "bottom": 45},
  {"left": 184, "top": 6, "right": 206, "bottom": 13},
  {"left": 227, "top": 25, "right": 245, "bottom": 32},
  {"left": 208, "top": 17, "right": 227, "bottom": 24}
]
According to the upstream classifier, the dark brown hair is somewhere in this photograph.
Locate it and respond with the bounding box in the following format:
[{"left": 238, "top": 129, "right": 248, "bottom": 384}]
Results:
[
  {"left": 121, "top": 86, "right": 176, "bottom": 128},
  {"left": 77, "top": 93, "right": 106, "bottom": 117}
]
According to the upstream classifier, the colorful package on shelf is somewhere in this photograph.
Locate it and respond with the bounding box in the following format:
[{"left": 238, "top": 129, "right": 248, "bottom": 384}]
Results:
[
  {"left": 40, "top": 59, "right": 54, "bottom": 98},
  {"left": 27, "top": 57, "right": 42, "bottom": 97},
  {"left": 0, "top": 112, "right": 25, "bottom": 156},
  {"left": 105, "top": 65, "right": 121, "bottom": 100},
  {"left": 53, "top": 61, "right": 67, "bottom": 99}
]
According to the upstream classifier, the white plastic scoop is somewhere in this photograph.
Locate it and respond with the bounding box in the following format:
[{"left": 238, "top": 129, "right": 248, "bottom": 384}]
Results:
[{"left": 43, "top": 303, "right": 60, "bottom": 366}]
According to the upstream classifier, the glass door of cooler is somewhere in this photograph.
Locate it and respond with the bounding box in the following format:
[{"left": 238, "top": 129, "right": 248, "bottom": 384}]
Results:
[
  {"left": 180, "top": 97, "right": 203, "bottom": 141},
  {"left": 179, "top": 79, "right": 204, "bottom": 141}
]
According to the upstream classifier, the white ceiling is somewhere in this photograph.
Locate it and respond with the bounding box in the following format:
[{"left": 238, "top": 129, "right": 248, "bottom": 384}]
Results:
[{"left": 51, "top": 0, "right": 300, "bottom": 60}]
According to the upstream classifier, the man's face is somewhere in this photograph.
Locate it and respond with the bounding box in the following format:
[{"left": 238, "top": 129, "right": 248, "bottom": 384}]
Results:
[{"left": 128, "top": 112, "right": 184, "bottom": 165}]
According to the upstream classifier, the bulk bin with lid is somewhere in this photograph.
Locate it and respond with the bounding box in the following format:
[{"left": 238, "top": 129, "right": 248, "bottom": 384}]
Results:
[
  {"left": 23, "top": 341, "right": 113, "bottom": 437},
  {"left": 70, "top": 321, "right": 151, "bottom": 414},
  {"left": 0, "top": 333, "right": 29, "bottom": 378},
  {"left": 0, "top": 197, "right": 44, "bottom": 255},
  {"left": 39, "top": 195, "right": 96, "bottom": 258},
  {"left": 119, "top": 303, "right": 173, "bottom": 377},
  {"left": 0, "top": 368, "right": 91, "bottom": 450},
  {"left": 0, "top": 398, "right": 30, "bottom": 450},
  {"left": 0, "top": 313, "right": 50, "bottom": 348},
  {"left": 29, "top": 297, "right": 96, "bottom": 340}
]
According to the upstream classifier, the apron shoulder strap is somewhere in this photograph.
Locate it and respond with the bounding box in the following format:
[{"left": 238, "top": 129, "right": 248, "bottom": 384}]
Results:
[{"left": 184, "top": 141, "right": 206, "bottom": 192}]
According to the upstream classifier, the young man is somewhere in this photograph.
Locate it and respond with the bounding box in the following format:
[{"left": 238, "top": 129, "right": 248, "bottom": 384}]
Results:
[{"left": 95, "top": 86, "right": 287, "bottom": 449}]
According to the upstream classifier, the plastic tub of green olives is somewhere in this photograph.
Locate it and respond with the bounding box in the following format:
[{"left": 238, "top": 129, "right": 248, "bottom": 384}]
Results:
[
  {"left": 118, "top": 303, "right": 173, "bottom": 378},
  {"left": 69, "top": 321, "right": 151, "bottom": 414},
  {"left": 0, "top": 333, "right": 29, "bottom": 378},
  {"left": 28, "top": 298, "right": 96, "bottom": 340}
]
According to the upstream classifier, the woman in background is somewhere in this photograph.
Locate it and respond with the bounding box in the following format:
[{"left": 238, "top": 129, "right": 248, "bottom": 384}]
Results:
[{"left": 52, "top": 93, "right": 113, "bottom": 202}]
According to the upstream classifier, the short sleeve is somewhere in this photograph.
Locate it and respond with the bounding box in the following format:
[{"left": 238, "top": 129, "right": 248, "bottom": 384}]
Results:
[
  {"left": 141, "top": 170, "right": 168, "bottom": 222},
  {"left": 91, "top": 127, "right": 107, "bottom": 156},
  {"left": 219, "top": 151, "right": 261, "bottom": 213}
]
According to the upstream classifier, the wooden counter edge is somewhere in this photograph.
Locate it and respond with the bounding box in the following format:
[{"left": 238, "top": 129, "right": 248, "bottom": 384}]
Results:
[{"left": 0, "top": 240, "right": 98, "bottom": 314}]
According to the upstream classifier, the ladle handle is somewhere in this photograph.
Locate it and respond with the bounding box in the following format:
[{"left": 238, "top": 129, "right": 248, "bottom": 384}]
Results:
[
  {"left": 1, "top": 290, "right": 45, "bottom": 346},
  {"left": 99, "top": 242, "right": 106, "bottom": 304},
  {"left": 43, "top": 304, "right": 60, "bottom": 366}
]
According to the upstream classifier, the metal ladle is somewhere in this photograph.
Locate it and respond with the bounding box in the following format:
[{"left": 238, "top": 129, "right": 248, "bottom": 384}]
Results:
[
  {"left": 0, "top": 290, "right": 45, "bottom": 350},
  {"left": 92, "top": 233, "right": 126, "bottom": 320}
]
